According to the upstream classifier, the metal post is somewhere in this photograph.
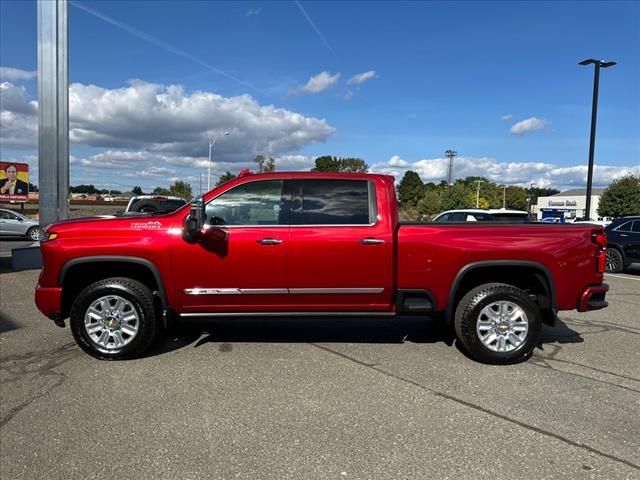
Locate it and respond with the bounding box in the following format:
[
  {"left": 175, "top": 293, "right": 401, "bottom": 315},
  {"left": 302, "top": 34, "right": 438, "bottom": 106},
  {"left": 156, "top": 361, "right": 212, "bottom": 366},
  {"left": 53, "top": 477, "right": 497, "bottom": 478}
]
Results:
[
  {"left": 207, "top": 139, "right": 213, "bottom": 192},
  {"left": 584, "top": 64, "right": 600, "bottom": 221},
  {"left": 474, "top": 180, "right": 484, "bottom": 208},
  {"left": 38, "top": 0, "right": 69, "bottom": 226},
  {"left": 502, "top": 186, "right": 506, "bottom": 209}
]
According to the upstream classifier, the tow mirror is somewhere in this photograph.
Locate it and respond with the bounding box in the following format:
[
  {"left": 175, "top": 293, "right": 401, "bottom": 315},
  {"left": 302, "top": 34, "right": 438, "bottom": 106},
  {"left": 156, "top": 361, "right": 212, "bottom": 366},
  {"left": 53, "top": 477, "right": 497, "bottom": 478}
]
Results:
[{"left": 183, "top": 198, "right": 205, "bottom": 242}]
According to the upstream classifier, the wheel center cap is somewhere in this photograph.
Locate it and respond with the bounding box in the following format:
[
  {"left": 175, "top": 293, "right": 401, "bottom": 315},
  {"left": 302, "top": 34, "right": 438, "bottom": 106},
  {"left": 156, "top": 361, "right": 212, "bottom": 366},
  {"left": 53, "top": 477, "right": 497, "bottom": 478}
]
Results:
[
  {"left": 105, "top": 317, "right": 119, "bottom": 329},
  {"left": 497, "top": 322, "right": 510, "bottom": 333}
]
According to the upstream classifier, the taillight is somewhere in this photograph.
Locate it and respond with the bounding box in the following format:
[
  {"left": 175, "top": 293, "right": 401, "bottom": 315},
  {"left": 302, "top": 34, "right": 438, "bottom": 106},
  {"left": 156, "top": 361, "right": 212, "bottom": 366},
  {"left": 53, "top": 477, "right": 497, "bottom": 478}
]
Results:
[{"left": 593, "top": 231, "right": 607, "bottom": 273}]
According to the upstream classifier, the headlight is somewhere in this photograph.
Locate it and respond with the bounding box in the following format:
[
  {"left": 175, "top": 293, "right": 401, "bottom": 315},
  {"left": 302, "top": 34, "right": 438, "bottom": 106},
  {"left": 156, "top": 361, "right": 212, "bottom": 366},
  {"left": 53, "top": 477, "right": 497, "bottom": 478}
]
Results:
[{"left": 41, "top": 226, "right": 58, "bottom": 242}]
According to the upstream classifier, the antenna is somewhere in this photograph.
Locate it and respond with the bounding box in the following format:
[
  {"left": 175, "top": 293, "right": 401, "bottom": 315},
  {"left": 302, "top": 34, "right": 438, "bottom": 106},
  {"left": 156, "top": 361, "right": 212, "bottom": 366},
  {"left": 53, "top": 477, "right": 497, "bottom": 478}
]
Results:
[{"left": 445, "top": 149, "right": 457, "bottom": 185}]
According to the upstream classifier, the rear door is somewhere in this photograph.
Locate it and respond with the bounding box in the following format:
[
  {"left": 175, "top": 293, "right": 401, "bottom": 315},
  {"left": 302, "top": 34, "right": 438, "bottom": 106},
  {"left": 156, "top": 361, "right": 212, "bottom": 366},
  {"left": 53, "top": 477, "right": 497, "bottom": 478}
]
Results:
[{"left": 285, "top": 178, "right": 394, "bottom": 311}]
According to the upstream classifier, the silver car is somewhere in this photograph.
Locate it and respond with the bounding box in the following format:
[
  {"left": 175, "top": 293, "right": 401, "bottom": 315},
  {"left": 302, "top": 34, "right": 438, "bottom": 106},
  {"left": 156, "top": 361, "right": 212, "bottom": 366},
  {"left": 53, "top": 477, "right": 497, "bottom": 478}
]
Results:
[{"left": 0, "top": 208, "right": 42, "bottom": 241}]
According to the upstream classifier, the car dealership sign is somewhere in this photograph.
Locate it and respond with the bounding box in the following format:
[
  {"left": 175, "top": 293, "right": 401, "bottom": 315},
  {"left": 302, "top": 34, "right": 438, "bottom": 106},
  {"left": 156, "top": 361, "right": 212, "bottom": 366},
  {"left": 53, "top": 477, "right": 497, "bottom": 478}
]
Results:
[{"left": 548, "top": 199, "right": 577, "bottom": 207}]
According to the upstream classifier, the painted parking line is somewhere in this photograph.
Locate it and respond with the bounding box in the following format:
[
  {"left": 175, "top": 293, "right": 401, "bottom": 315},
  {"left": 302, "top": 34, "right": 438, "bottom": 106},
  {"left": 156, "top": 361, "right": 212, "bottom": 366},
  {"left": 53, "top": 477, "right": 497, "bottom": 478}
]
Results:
[{"left": 605, "top": 273, "right": 640, "bottom": 282}]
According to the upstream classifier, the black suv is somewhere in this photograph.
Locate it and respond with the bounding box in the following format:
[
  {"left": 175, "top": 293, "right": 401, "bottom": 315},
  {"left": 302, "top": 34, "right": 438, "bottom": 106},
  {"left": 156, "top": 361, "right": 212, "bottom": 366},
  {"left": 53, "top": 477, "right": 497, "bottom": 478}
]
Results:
[{"left": 604, "top": 216, "right": 640, "bottom": 273}]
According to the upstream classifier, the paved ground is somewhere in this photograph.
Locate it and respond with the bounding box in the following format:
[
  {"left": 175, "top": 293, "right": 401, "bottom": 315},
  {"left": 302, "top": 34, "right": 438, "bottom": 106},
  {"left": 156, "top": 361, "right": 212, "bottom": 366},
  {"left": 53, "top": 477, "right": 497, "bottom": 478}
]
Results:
[{"left": 0, "top": 257, "right": 639, "bottom": 479}]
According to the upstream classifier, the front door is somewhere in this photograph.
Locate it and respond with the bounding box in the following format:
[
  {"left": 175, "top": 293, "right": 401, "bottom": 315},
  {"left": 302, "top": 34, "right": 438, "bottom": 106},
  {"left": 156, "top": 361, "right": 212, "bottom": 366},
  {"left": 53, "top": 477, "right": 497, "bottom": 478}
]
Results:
[{"left": 171, "top": 179, "right": 289, "bottom": 313}]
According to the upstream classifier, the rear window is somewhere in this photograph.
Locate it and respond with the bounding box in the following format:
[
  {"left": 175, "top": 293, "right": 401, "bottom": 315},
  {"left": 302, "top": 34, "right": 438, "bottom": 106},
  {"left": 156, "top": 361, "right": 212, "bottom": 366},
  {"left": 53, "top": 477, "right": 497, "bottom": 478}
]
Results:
[
  {"left": 293, "top": 179, "right": 373, "bottom": 225},
  {"left": 491, "top": 213, "right": 530, "bottom": 223}
]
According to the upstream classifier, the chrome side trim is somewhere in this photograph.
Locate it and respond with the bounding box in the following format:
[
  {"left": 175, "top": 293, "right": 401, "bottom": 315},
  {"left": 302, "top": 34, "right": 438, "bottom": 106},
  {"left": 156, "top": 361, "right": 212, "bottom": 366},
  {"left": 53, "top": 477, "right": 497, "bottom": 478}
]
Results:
[
  {"left": 184, "top": 288, "right": 288, "bottom": 295},
  {"left": 184, "top": 287, "right": 385, "bottom": 295},
  {"left": 288, "top": 288, "right": 384, "bottom": 294},
  {"left": 180, "top": 311, "right": 395, "bottom": 318}
]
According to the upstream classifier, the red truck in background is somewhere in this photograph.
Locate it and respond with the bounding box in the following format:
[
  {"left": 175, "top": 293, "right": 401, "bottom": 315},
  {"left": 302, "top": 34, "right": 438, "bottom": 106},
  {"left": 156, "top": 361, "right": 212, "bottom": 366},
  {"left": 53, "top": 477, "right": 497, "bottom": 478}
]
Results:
[{"left": 35, "top": 172, "right": 609, "bottom": 364}]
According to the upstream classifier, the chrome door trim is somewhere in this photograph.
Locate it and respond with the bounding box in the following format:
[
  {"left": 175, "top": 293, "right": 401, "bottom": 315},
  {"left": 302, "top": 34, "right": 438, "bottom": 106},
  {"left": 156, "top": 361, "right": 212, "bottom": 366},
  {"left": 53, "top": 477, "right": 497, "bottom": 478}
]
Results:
[
  {"left": 288, "top": 288, "right": 384, "bottom": 295},
  {"left": 184, "top": 288, "right": 288, "bottom": 295}
]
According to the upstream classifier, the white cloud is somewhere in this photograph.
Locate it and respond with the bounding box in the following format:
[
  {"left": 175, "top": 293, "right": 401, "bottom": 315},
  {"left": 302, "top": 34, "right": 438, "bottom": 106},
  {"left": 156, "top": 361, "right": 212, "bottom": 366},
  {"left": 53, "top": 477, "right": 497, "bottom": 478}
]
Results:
[
  {"left": 510, "top": 117, "right": 548, "bottom": 135},
  {"left": 1, "top": 79, "right": 335, "bottom": 158},
  {"left": 290, "top": 71, "right": 341, "bottom": 96},
  {"left": 500, "top": 114, "right": 513, "bottom": 121},
  {"left": 0, "top": 67, "right": 37, "bottom": 82},
  {"left": 347, "top": 70, "right": 378, "bottom": 86},
  {"left": 246, "top": 7, "right": 262, "bottom": 16},
  {"left": 370, "top": 155, "right": 640, "bottom": 190}
]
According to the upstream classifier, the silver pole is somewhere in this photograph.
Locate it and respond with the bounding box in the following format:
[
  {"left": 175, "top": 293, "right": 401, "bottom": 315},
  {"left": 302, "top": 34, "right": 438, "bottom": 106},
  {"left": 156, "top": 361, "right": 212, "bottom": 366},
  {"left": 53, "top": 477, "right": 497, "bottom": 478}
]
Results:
[
  {"left": 207, "top": 139, "right": 213, "bottom": 192},
  {"left": 37, "top": 0, "right": 69, "bottom": 226}
]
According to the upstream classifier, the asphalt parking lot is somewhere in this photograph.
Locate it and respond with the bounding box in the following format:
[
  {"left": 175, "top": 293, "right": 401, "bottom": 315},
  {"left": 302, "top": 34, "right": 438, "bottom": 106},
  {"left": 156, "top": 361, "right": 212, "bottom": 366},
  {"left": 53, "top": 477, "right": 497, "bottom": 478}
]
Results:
[{"left": 1, "top": 242, "right": 639, "bottom": 479}]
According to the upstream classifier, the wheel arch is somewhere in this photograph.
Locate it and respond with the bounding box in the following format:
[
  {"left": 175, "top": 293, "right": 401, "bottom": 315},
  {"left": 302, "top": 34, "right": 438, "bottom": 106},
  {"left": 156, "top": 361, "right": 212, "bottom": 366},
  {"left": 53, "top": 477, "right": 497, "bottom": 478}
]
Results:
[
  {"left": 446, "top": 260, "right": 556, "bottom": 325},
  {"left": 59, "top": 256, "right": 169, "bottom": 324}
]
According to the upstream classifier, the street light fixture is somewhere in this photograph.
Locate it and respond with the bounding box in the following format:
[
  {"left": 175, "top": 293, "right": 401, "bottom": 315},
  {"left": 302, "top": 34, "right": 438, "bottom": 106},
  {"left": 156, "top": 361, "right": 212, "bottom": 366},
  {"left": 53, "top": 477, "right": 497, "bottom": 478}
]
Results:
[
  {"left": 579, "top": 58, "right": 616, "bottom": 220},
  {"left": 208, "top": 131, "right": 230, "bottom": 192}
]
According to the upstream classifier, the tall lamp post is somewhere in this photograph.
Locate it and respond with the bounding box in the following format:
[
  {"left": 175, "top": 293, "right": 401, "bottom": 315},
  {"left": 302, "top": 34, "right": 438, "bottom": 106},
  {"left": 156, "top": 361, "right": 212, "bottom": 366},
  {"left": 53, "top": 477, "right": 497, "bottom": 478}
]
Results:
[
  {"left": 208, "top": 131, "right": 230, "bottom": 192},
  {"left": 579, "top": 58, "right": 616, "bottom": 220}
]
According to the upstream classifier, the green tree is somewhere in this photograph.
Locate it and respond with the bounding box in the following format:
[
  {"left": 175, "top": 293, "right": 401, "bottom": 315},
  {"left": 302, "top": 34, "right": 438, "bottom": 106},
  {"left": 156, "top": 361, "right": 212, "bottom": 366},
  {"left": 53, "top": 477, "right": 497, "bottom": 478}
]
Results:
[
  {"left": 339, "top": 158, "right": 368, "bottom": 172},
  {"left": 254, "top": 155, "right": 276, "bottom": 173},
  {"left": 397, "top": 170, "right": 424, "bottom": 208},
  {"left": 597, "top": 175, "right": 640, "bottom": 218},
  {"left": 28, "top": 182, "right": 39, "bottom": 192},
  {"left": 132, "top": 185, "right": 144, "bottom": 195},
  {"left": 216, "top": 171, "right": 236, "bottom": 186},
  {"left": 417, "top": 189, "right": 443, "bottom": 219},
  {"left": 441, "top": 183, "right": 473, "bottom": 210},
  {"left": 168, "top": 180, "right": 193, "bottom": 201},
  {"left": 311, "top": 156, "right": 368, "bottom": 173},
  {"left": 312, "top": 155, "right": 342, "bottom": 172},
  {"left": 152, "top": 186, "right": 170, "bottom": 195}
]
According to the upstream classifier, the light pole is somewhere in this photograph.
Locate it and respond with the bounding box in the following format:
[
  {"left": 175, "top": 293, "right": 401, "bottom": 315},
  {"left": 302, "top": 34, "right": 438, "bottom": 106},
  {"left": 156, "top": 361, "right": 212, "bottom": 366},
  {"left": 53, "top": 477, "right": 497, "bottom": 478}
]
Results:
[
  {"left": 474, "top": 180, "right": 484, "bottom": 208},
  {"left": 502, "top": 185, "right": 506, "bottom": 209},
  {"left": 579, "top": 58, "right": 616, "bottom": 220},
  {"left": 208, "top": 131, "right": 230, "bottom": 192}
]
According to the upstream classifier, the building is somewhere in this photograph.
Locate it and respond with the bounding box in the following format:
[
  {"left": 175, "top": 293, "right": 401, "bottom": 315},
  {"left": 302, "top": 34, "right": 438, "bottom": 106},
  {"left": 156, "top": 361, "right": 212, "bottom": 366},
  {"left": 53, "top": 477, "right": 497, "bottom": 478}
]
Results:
[{"left": 537, "top": 188, "right": 605, "bottom": 221}]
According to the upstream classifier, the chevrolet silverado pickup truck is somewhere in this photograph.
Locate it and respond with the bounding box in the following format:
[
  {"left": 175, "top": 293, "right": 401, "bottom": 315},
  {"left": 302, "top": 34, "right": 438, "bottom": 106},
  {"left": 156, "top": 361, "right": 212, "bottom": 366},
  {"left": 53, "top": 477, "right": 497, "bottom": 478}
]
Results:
[{"left": 35, "top": 172, "right": 609, "bottom": 363}]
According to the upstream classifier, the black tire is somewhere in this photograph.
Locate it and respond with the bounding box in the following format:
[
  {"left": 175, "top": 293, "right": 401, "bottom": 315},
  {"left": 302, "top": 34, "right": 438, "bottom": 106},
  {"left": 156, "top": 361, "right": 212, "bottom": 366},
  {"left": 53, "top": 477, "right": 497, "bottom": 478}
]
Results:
[
  {"left": 26, "top": 226, "right": 42, "bottom": 241},
  {"left": 130, "top": 199, "right": 161, "bottom": 213},
  {"left": 454, "top": 282, "right": 542, "bottom": 365},
  {"left": 605, "top": 248, "right": 624, "bottom": 273},
  {"left": 70, "top": 277, "right": 158, "bottom": 360}
]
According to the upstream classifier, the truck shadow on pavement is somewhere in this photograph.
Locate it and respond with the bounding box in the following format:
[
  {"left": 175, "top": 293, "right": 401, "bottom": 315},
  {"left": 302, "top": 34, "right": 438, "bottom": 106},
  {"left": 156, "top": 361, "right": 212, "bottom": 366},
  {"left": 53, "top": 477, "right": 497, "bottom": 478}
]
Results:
[{"left": 146, "top": 315, "right": 584, "bottom": 358}]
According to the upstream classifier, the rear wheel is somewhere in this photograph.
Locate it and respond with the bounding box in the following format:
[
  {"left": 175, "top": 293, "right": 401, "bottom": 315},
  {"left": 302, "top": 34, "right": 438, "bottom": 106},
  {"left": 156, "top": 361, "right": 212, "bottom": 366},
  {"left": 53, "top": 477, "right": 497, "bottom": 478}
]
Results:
[
  {"left": 605, "top": 248, "right": 624, "bottom": 273},
  {"left": 70, "top": 277, "right": 158, "bottom": 360},
  {"left": 454, "top": 283, "right": 542, "bottom": 364}
]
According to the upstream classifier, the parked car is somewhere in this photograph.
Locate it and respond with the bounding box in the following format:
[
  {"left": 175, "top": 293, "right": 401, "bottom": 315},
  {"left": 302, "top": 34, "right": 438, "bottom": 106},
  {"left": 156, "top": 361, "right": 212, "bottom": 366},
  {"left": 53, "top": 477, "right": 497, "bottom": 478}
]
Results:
[
  {"left": 604, "top": 216, "right": 640, "bottom": 273},
  {"left": 36, "top": 172, "right": 608, "bottom": 364},
  {"left": 125, "top": 195, "right": 188, "bottom": 214},
  {"left": 0, "top": 208, "right": 42, "bottom": 241},
  {"left": 432, "top": 209, "right": 532, "bottom": 223}
]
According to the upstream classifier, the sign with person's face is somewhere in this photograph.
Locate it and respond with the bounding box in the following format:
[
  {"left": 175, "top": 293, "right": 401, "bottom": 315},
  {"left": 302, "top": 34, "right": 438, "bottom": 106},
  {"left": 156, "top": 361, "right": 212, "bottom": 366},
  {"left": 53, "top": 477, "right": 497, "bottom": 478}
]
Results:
[{"left": 0, "top": 162, "right": 30, "bottom": 202}]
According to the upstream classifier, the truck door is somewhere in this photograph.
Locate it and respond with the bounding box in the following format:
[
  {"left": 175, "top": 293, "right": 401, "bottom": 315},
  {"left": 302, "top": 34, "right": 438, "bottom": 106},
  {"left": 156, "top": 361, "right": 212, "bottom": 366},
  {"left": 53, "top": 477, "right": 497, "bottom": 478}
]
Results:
[
  {"left": 285, "top": 178, "right": 394, "bottom": 311},
  {"left": 170, "top": 179, "right": 289, "bottom": 313}
]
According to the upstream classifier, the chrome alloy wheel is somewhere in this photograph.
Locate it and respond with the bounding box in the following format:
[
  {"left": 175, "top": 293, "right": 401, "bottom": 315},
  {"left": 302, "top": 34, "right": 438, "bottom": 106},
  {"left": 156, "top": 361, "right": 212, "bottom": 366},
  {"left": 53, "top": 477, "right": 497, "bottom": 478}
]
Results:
[
  {"left": 476, "top": 301, "right": 529, "bottom": 353},
  {"left": 84, "top": 295, "right": 140, "bottom": 350}
]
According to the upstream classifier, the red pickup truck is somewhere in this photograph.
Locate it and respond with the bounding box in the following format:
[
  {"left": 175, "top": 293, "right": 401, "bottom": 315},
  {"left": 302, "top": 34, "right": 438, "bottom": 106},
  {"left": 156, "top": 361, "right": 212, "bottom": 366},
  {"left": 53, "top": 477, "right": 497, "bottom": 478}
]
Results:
[{"left": 35, "top": 172, "right": 609, "bottom": 364}]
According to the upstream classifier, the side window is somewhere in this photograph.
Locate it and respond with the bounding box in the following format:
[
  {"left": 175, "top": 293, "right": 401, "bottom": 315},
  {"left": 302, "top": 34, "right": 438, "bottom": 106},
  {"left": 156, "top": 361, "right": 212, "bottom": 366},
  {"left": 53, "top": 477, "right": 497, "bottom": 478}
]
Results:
[
  {"left": 0, "top": 211, "right": 17, "bottom": 220},
  {"left": 293, "top": 179, "right": 373, "bottom": 225},
  {"left": 615, "top": 221, "right": 633, "bottom": 233},
  {"left": 434, "top": 213, "right": 450, "bottom": 222},
  {"left": 632, "top": 221, "right": 640, "bottom": 233},
  {"left": 0, "top": 211, "right": 9, "bottom": 220},
  {"left": 449, "top": 212, "right": 466, "bottom": 222},
  {"left": 205, "top": 180, "right": 285, "bottom": 226}
]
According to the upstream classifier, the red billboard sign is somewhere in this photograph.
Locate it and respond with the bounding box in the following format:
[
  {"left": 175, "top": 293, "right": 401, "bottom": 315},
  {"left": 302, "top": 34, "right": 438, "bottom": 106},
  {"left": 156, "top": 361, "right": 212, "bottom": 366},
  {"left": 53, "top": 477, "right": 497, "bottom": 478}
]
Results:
[{"left": 0, "top": 162, "right": 30, "bottom": 202}]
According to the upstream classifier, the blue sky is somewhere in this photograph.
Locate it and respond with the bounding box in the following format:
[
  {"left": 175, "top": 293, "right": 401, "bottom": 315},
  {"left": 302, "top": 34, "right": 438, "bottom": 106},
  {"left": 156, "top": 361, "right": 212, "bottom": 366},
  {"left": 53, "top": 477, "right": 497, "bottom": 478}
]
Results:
[{"left": 1, "top": 0, "right": 639, "bottom": 192}]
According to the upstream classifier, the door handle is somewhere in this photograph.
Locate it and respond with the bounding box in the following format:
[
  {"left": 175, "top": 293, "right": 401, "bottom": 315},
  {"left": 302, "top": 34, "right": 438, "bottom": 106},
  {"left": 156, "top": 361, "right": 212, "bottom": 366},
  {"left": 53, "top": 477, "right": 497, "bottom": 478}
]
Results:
[
  {"left": 257, "top": 238, "right": 283, "bottom": 245},
  {"left": 360, "top": 238, "right": 385, "bottom": 245}
]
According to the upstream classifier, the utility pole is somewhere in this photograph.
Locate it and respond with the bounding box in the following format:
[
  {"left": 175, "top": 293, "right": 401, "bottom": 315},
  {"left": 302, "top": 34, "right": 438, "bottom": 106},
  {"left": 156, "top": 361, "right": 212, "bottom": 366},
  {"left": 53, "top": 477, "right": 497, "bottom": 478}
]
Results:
[
  {"left": 527, "top": 183, "right": 534, "bottom": 214},
  {"left": 199, "top": 173, "right": 202, "bottom": 196},
  {"left": 579, "top": 58, "right": 616, "bottom": 220},
  {"left": 207, "top": 131, "right": 230, "bottom": 192},
  {"left": 445, "top": 149, "right": 457, "bottom": 185},
  {"left": 474, "top": 180, "right": 485, "bottom": 208}
]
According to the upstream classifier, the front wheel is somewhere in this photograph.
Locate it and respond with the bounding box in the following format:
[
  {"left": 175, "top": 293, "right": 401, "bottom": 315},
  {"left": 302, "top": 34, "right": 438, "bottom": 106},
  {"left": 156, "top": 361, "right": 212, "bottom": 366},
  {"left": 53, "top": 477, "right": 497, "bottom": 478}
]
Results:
[
  {"left": 26, "top": 226, "right": 42, "bottom": 241},
  {"left": 454, "top": 283, "right": 542, "bottom": 364},
  {"left": 70, "top": 277, "right": 158, "bottom": 360}
]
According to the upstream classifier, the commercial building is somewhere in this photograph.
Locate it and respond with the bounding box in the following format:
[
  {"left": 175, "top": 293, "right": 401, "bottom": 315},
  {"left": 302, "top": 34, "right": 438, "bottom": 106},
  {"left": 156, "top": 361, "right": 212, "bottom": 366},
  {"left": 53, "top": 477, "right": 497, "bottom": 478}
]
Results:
[{"left": 537, "top": 188, "right": 605, "bottom": 221}]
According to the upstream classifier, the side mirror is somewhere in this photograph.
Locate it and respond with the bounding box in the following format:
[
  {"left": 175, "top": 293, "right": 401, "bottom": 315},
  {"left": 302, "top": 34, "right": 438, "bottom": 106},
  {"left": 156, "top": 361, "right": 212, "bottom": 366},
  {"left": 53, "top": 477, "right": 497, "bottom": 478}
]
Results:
[{"left": 183, "top": 198, "right": 205, "bottom": 242}]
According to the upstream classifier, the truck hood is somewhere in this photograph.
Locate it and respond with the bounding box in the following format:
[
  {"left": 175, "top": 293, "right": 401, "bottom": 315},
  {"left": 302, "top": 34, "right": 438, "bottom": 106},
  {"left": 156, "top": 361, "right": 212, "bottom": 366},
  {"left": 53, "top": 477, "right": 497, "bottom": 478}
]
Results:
[{"left": 46, "top": 213, "right": 177, "bottom": 232}]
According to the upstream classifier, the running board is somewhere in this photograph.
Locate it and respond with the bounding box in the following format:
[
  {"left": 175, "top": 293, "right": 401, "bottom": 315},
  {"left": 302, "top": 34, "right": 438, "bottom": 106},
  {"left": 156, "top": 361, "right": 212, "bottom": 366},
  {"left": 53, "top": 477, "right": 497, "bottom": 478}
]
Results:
[{"left": 180, "top": 311, "right": 396, "bottom": 318}]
